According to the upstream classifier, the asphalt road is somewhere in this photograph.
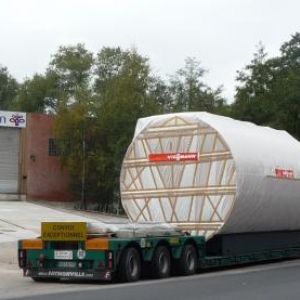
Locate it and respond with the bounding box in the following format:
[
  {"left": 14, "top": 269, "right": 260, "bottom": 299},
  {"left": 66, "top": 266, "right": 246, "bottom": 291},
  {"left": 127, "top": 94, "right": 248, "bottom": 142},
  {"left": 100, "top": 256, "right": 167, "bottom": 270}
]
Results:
[
  {"left": 0, "top": 200, "right": 128, "bottom": 299},
  {"left": 2, "top": 201, "right": 300, "bottom": 300},
  {"left": 6, "top": 259, "right": 300, "bottom": 300}
]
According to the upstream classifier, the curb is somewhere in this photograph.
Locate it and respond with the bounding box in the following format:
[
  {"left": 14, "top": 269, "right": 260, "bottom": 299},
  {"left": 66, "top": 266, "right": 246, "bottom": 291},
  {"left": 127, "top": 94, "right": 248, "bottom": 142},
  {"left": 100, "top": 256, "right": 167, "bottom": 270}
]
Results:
[{"left": 0, "top": 194, "right": 25, "bottom": 201}]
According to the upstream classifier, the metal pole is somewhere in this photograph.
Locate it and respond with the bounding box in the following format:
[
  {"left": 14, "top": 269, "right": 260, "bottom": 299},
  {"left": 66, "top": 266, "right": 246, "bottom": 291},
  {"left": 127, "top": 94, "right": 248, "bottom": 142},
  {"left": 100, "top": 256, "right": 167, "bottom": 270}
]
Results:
[{"left": 80, "top": 138, "right": 86, "bottom": 210}]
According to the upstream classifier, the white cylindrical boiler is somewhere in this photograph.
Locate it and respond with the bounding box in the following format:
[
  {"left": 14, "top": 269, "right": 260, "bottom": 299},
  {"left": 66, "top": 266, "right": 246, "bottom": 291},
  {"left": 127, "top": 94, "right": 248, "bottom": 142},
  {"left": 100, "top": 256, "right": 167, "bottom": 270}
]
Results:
[{"left": 120, "top": 112, "right": 300, "bottom": 239}]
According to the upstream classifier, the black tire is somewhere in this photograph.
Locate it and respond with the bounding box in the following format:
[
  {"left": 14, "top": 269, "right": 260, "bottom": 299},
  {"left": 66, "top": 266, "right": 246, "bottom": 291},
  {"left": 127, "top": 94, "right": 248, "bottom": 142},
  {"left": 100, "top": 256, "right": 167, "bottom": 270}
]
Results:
[
  {"left": 118, "top": 247, "right": 141, "bottom": 282},
  {"left": 150, "top": 246, "right": 171, "bottom": 279},
  {"left": 177, "top": 244, "right": 197, "bottom": 276}
]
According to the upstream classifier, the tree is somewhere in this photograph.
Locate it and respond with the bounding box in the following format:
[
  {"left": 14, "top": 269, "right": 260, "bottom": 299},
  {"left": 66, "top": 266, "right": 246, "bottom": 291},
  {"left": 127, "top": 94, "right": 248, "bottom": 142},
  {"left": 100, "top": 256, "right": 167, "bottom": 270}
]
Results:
[
  {"left": 92, "top": 47, "right": 161, "bottom": 211},
  {"left": 53, "top": 46, "right": 161, "bottom": 211},
  {"left": 54, "top": 86, "right": 95, "bottom": 209},
  {"left": 43, "top": 43, "right": 95, "bottom": 114},
  {"left": 15, "top": 44, "right": 94, "bottom": 114},
  {"left": 168, "top": 57, "right": 226, "bottom": 113},
  {"left": 50, "top": 44, "right": 95, "bottom": 209},
  {"left": 48, "top": 43, "right": 94, "bottom": 95},
  {"left": 148, "top": 77, "right": 173, "bottom": 113},
  {"left": 0, "top": 65, "right": 19, "bottom": 110},
  {"left": 273, "top": 33, "right": 300, "bottom": 138},
  {"left": 16, "top": 74, "right": 51, "bottom": 113},
  {"left": 232, "top": 42, "right": 274, "bottom": 124},
  {"left": 232, "top": 33, "right": 300, "bottom": 140}
]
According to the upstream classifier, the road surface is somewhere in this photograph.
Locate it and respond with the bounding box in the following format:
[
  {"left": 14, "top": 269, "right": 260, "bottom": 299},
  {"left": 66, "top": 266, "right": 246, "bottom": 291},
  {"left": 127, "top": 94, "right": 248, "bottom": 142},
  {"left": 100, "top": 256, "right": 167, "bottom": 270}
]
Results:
[
  {"left": 2, "top": 200, "right": 300, "bottom": 300},
  {"left": 3, "top": 259, "right": 300, "bottom": 300}
]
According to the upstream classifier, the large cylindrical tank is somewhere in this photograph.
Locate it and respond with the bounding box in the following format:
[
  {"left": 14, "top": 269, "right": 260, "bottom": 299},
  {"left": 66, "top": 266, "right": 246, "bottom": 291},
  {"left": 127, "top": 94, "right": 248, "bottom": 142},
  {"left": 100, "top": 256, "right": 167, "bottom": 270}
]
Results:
[{"left": 120, "top": 112, "right": 300, "bottom": 240}]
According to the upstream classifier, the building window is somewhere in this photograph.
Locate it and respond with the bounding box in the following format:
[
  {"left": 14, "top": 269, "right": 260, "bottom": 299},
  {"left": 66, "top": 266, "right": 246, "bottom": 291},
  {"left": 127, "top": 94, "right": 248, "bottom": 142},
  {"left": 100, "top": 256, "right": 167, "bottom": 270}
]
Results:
[
  {"left": 49, "top": 138, "right": 71, "bottom": 156},
  {"left": 49, "top": 138, "right": 60, "bottom": 156}
]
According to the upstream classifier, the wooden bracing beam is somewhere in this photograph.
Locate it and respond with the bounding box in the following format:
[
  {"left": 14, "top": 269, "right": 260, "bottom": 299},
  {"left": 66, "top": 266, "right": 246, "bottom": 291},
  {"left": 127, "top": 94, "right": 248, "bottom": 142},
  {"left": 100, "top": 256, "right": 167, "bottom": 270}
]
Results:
[{"left": 120, "top": 116, "right": 237, "bottom": 240}]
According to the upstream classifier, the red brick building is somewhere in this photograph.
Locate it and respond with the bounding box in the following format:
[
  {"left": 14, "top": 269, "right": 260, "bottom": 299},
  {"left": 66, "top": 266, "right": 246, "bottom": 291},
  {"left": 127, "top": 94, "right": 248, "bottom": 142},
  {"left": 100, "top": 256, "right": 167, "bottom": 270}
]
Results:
[{"left": 0, "top": 110, "right": 71, "bottom": 201}]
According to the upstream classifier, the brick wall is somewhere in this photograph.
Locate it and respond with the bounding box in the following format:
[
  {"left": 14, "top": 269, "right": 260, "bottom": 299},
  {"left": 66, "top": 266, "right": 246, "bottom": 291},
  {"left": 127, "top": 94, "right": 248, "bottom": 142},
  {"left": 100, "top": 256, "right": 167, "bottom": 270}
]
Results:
[{"left": 24, "top": 113, "right": 72, "bottom": 201}]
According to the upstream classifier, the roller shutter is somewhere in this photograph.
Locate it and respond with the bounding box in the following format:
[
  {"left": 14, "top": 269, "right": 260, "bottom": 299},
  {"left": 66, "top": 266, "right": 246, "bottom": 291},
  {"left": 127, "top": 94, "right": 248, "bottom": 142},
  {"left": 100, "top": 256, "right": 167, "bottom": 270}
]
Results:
[{"left": 0, "top": 128, "right": 20, "bottom": 193}]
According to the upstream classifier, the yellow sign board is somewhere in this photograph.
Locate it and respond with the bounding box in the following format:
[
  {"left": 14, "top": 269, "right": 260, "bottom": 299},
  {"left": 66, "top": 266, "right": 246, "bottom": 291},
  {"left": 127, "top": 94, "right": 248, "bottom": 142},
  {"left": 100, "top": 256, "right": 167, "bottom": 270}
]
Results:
[{"left": 41, "top": 222, "right": 87, "bottom": 241}]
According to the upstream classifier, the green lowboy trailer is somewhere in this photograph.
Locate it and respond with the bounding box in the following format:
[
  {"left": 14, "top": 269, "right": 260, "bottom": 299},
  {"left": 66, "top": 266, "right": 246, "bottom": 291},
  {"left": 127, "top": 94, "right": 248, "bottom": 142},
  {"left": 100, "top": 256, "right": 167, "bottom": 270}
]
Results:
[{"left": 18, "top": 222, "right": 300, "bottom": 283}]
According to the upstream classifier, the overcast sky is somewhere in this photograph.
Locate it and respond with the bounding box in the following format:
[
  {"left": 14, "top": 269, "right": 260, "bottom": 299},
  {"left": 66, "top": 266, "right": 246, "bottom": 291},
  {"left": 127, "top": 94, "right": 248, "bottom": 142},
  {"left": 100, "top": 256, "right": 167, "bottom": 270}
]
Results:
[{"left": 0, "top": 0, "right": 299, "bottom": 103}]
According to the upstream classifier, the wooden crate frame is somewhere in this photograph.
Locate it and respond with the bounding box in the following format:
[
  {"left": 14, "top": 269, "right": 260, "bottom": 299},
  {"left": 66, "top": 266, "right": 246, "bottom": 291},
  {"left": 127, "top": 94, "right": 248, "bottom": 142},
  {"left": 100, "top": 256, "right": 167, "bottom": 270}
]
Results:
[{"left": 120, "top": 115, "right": 237, "bottom": 239}]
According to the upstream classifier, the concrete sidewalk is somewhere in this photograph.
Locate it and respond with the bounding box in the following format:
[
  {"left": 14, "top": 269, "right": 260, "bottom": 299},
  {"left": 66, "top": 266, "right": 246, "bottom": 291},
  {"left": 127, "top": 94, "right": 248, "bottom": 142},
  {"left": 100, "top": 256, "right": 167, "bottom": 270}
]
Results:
[{"left": 0, "top": 200, "right": 127, "bottom": 267}]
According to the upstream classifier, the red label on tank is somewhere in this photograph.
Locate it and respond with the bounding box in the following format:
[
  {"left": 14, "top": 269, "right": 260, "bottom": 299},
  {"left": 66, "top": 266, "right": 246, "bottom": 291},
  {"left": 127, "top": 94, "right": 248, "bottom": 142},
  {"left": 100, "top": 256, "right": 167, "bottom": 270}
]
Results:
[
  {"left": 274, "top": 168, "right": 294, "bottom": 179},
  {"left": 149, "top": 153, "right": 199, "bottom": 162}
]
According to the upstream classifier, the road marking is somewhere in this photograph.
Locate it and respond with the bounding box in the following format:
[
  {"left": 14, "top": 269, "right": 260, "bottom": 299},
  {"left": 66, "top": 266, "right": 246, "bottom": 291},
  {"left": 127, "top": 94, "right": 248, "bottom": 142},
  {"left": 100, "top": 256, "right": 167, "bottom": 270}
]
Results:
[{"left": 0, "top": 219, "right": 27, "bottom": 229}]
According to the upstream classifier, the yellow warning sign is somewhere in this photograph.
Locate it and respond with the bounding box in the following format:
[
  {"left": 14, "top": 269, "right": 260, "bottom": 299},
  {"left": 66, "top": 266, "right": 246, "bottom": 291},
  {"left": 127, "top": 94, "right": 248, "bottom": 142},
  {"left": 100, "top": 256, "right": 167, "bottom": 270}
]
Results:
[{"left": 41, "top": 222, "right": 87, "bottom": 241}]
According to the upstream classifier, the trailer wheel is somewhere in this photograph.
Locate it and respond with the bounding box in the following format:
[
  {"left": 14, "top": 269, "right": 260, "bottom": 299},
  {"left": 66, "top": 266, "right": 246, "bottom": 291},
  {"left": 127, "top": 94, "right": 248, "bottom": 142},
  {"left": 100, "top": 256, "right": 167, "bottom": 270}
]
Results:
[
  {"left": 118, "top": 247, "right": 141, "bottom": 282},
  {"left": 150, "top": 246, "right": 171, "bottom": 279},
  {"left": 177, "top": 244, "right": 197, "bottom": 276}
]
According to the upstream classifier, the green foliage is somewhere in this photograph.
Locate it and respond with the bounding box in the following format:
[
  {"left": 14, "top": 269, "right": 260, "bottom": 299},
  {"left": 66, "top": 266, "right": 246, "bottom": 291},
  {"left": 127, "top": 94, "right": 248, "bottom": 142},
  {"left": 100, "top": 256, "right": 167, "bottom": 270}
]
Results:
[
  {"left": 5, "top": 34, "right": 300, "bottom": 211},
  {"left": 168, "top": 57, "right": 227, "bottom": 113},
  {"left": 0, "top": 45, "right": 230, "bottom": 211},
  {"left": 232, "top": 42, "right": 273, "bottom": 123},
  {"left": 0, "top": 65, "right": 19, "bottom": 110},
  {"left": 232, "top": 33, "right": 300, "bottom": 139},
  {"left": 51, "top": 44, "right": 95, "bottom": 209},
  {"left": 49, "top": 44, "right": 94, "bottom": 94},
  {"left": 16, "top": 74, "right": 50, "bottom": 113},
  {"left": 6, "top": 34, "right": 300, "bottom": 211},
  {"left": 92, "top": 47, "right": 161, "bottom": 211},
  {"left": 51, "top": 46, "right": 161, "bottom": 211}
]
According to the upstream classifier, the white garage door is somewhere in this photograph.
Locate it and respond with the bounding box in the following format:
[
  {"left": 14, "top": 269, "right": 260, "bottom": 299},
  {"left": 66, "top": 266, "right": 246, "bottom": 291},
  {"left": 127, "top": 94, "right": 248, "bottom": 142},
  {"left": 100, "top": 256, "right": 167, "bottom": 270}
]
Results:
[{"left": 0, "top": 128, "right": 20, "bottom": 193}]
